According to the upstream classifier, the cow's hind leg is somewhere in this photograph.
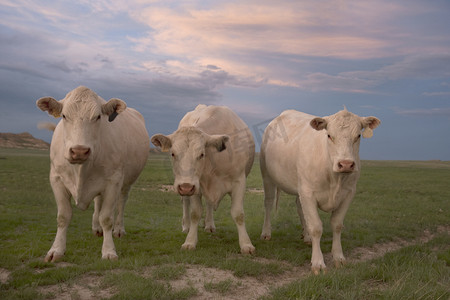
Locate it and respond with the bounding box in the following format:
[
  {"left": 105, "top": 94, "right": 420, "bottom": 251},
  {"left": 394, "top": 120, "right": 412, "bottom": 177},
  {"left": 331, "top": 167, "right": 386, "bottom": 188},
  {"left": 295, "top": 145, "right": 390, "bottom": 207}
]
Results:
[
  {"left": 45, "top": 176, "right": 72, "bottom": 262},
  {"left": 113, "top": 186, "right": 131, "bottom": 238},
  {"left": 182, "top": 194, "right": 202, "bottom": 250},
  {"left": 295, "top": 196, "right": 311, "bottom": 244},
  {"left": 92, "top": 196, "right": 103, "bottom": 237},
  {"left": 260, "top": 171, "right": 276, "bottom": 240},
  {"left": 204, "top": 200, "right": 215, "bottom": 233},
  {"left": 231, "top": 174, "right": 255, "bottom": 254}
]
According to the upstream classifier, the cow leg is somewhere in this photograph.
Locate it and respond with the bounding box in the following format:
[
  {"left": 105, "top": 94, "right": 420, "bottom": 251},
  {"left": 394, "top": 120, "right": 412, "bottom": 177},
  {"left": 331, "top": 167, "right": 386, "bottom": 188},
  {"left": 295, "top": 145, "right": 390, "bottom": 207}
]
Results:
[
  {"left": 92, "top": 196, "right": 103, "bottom": 237},
  {"left": 295, "top": 196, "right": 311, "bottom": 244},
  {"left": 113, "top": 186, "right": 130, "bottom": 238},
  {"left": 182, "top": 194, "right": 202, "bottom": 250},
  {"left": 99, "top": 184, "right": 120, "bottom": 260},
  {"left": 298, "top": 191, "right": 325, "bottom": 274},
  {"left": 45, "top": 177, "right": 72, "bottom": 262},
  {"left": 182, "top": 196, "right": 190, "bottom": 233},
  {"left": 260, "top": 172, "right": 276, "bottom": 240},
  {"left": 231, "top": 174, "right": 255, "bottom": 254},
  {"left": 204, "top": 200, "right": 216, "bottom": 233},
  {"left": 330, "top": 193, "right": 354, "bottom": 268}
]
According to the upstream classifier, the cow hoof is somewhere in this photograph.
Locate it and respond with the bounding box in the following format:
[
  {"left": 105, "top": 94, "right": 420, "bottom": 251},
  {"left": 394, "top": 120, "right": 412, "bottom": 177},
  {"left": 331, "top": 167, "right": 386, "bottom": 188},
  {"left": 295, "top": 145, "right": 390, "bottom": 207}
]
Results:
[
  {"left": 44, "top": 251, "right": 64, "bottom": 263},
  {"left": 241, "top": 244, "right": 256, "bottom": 255},
  {"left": 260, "top": 234, "right": 271, "bottom": 241},
  {"left": 102, "top": 252, "right": 118, "bottom": 260},
  {"left": 334, "top": 258, "right": 346, "bottom": 268},
  {"left": 181, "top": 243, "right": 196, "bottom": 250},
  {"left": 113, "top": 228, "right": 126, "bottom": 238},
  {"left": 311, "top": 265, "right": 327, "bottom": 275},
  {"left": 204, "top": 226, "right": 216, "bottom": 233}
]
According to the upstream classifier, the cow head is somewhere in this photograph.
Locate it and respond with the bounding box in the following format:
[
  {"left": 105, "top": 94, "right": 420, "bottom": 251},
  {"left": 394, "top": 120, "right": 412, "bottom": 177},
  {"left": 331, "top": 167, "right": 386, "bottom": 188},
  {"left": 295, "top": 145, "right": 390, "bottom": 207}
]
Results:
[
  {"left": 310, "top": 109, "right": 380, "bottom": 173},
  {"left": 151, "top": 127, "right": 229, "bottom": 196},
  {"left": 36, "top": 86, "right": 126, "bottom": 164}
]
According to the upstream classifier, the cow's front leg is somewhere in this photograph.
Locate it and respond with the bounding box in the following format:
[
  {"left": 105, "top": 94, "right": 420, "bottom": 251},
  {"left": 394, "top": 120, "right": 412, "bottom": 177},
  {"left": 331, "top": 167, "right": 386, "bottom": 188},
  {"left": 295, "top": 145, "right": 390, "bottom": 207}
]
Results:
[
  {"left": 92, "top": 196, "right": 102, "bottom": 237},
  {"left": 299, "top": 191, "right": 325, "bottom": 274},
  {"left": 182, "top": 194, "right": 202, "bottom": 250},
  {"left": 231, "top": 174, "right": 255, "bottom": 254},
  {"left": 330, "top": 193, "right": 354, "bottom": 268},
  {"left": 204, "top": 201, "right": 215, "bottom": 233},
  {"left": 182, "top": 196, "right": 190, "bottom": 233},
  {"left": 99, "top": 183, "right": 120, "bottom": 260},
  {"left": 45, "top": 177, "right": 72, "bottom": 262}
]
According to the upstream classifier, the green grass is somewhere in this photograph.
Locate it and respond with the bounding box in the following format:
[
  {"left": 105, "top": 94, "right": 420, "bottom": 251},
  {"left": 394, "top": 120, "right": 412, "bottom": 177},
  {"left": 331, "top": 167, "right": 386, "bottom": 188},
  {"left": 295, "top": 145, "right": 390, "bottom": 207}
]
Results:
[{"left": 0, "top": 148, "right": 449, "bottom": 299}]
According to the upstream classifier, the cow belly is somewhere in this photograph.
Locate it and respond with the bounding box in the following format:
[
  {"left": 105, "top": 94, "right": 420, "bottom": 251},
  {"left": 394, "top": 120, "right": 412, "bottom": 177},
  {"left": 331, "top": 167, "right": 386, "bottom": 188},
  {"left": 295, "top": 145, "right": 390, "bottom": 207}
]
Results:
[{"left": 264, "top": 156, "right": 298, "bottom": 195}]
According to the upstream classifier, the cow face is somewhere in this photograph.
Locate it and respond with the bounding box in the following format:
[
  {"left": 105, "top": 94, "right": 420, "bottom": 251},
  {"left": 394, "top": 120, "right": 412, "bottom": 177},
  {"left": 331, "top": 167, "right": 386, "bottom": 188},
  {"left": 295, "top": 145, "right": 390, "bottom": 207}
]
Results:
[
  {"left": 310, "top": 110, "right": 380, "bottom": 173},
  {"left": 36, "top": 86, "right": 126, "bottom": 164},
  {"left": 151, "top": 127, "right": 229, "bottom": 196}
]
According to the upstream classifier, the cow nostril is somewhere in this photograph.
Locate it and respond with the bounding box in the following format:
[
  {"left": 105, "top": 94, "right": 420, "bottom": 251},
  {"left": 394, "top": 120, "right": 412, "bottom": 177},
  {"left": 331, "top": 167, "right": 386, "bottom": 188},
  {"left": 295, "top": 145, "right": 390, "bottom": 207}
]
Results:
[
  {"left": 338, "top": 160, "right": 355, "bottom": 171},
  {"left": 69, "top": 146, "right": 91, "bottom": 161},
  {"left": 178, "top": 183, "right": 195, "bottom": 195}
]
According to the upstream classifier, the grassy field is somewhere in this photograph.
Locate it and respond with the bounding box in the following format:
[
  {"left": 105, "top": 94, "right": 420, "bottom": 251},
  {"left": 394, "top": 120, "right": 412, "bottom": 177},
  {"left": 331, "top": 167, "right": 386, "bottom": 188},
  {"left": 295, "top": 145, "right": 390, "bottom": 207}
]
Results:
[{"left": 0, "top": 148, "right": 449, "bottom": 299}]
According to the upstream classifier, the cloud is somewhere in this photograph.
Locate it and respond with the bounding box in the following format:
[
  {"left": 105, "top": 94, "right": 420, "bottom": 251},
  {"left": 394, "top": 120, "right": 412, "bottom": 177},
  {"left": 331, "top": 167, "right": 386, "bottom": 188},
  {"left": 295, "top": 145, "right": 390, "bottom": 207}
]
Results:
[
  {"left": 395, "top": 107, "right": 450, "bottom": 117},
  {"left": 124, "top": 1, "right": 450, "bottom": 92},
  {"left": 295, "top": 54, "right": 450, "bottom": 93}
]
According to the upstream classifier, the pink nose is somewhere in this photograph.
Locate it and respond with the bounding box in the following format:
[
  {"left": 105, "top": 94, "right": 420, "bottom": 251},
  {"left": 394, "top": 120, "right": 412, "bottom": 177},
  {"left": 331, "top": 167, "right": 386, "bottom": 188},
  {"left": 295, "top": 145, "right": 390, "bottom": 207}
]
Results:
[
  {"left": 337, "top": 160, "right": 355, "bottom": 172},
  {"left": 69, "top": 145, "right": 90, "bottom": 163},
  {"left": 178, "top": 183, "right": 195, "bottom": 196}
]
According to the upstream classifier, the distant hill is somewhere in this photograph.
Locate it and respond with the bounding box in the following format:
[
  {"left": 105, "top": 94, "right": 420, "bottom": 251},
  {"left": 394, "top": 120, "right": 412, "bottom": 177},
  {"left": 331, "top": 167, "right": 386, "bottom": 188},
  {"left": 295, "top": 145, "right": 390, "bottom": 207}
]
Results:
[{"left": 0, "top": 132, "right": 50, "bottom": 150}]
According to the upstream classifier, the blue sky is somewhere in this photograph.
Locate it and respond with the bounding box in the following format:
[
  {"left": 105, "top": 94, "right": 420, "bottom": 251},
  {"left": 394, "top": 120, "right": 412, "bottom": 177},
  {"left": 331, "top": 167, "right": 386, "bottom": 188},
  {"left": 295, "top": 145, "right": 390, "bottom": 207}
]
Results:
[{"left": 1, "top": 0, "right": 449, "bottom": 160}]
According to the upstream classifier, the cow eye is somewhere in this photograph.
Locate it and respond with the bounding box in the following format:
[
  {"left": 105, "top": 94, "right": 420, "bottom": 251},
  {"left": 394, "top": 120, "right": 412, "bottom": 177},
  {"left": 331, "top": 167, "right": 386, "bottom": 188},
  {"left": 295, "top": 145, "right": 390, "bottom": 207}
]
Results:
[
  {"left": 198, "top": 153, "right": 204, "bottom": 159},
  {"left": 96, "top": 115, "right": 101, "bottom": 121},
  {"left": 171, "top": 153, "right": 175, "bottom": 158},
  {"left": 62, "top": 114, "right": 66, "bottom": 120},
  {"left": 327, "top": 134, "right": 333, "bottom": 141}
]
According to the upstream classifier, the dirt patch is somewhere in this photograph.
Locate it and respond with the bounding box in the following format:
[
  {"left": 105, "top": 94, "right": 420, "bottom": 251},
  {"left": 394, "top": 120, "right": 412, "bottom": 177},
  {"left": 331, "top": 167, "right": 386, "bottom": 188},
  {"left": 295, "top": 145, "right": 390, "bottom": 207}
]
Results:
[
  {"left": 350, "top": 225, "right": 450, "bottom": 263},
  {"left": 38, "top": 273, "right": 115, "bottom": 300},
  {"left": 160, "top": 184, "right": 175, "bottom": 192},
  {"left": 247, "top": 188, "right": 264, "bottom": 194},
  {"left": 0, "top": 268, "right": 10, "bottom": 284}
]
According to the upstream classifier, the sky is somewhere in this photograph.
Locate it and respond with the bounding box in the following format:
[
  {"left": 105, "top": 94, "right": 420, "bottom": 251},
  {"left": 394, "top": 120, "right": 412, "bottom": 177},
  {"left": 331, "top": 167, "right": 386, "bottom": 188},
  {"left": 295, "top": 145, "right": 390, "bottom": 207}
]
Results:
[{"left": 1, "top": 0, "right": 449, "bottom": 160}]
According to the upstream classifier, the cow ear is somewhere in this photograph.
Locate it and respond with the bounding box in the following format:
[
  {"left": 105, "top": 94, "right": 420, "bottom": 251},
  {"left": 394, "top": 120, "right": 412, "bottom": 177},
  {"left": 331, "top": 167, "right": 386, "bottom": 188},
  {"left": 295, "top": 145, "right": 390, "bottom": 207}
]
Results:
[
  {"left": 36, "top": 97, "right": 63, "bottom": 118},
  {"left": 102, "top": 98, "right": 127, "bottom": 122},
  {"left": 310, "top": 117, "right": 327, "bottom": 131},
  {"left": 206, "top": 135, "right": 229, "bottom": 152},
  {"left": 151, "top": 134, "right": 172, "bottom": 152},
  {"left": 361, "top": 116, "right": 380, "bottom": 138}
]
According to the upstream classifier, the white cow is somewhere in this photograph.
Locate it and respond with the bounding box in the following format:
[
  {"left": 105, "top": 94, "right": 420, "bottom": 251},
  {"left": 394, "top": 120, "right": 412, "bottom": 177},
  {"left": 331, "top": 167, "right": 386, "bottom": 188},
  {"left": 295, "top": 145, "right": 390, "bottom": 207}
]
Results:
[
  {"left": 260, "top": 108, "right": 380, "bottom": 274},
  {"left": 36, "top": 86, "right": 149, "bottom": 261},
  {"left": 151, "top": 105, "right": 255, "bottom": 254}
]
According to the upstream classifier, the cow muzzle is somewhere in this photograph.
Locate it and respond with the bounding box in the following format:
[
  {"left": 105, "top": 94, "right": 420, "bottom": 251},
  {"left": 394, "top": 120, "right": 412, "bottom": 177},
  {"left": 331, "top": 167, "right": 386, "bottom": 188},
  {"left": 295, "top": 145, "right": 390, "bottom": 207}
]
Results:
[
  {"left": 68, "top": 145, "right": 91, "bottom": 164},
  {"left": 337, "top": 160, "right": 356, "bottom": 173},
  {"left": 177, "top": 183, "right": 196, "bottom": 196}
]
